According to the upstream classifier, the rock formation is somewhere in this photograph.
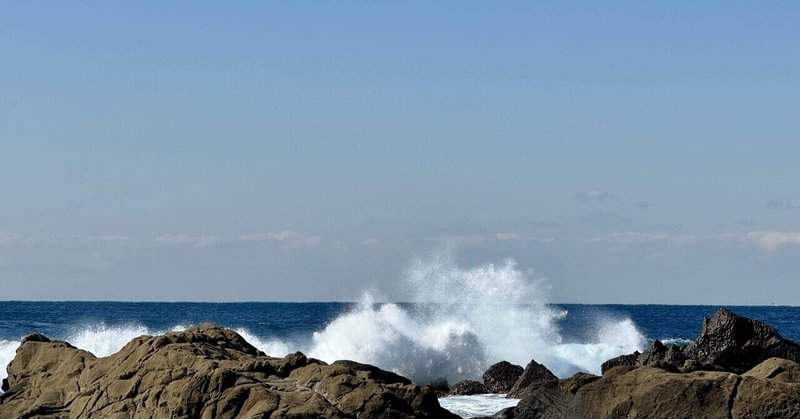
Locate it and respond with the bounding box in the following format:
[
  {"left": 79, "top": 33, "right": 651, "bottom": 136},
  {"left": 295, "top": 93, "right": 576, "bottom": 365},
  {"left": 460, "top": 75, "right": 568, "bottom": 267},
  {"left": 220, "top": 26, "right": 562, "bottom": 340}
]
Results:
[
  {"left": 448, "top": 380, "right": 487, "bottom": 396},
  {"left": 0, "top": 324, "right": 458, "bottom": 418},
  {"left": 601, "top": 307, "right": 800, "bottom": 375},
  {"left": 506, "top": 360, "right": 558, "bottom": 398},
  {"left": 479, "top": 307, "right": 800, "bottom": 418},
  {"left": 683, "top": 307, "right": 800, "bottom": 373},
  {"left": 482, "top": 361, "right": 523, "bottom": 393}
]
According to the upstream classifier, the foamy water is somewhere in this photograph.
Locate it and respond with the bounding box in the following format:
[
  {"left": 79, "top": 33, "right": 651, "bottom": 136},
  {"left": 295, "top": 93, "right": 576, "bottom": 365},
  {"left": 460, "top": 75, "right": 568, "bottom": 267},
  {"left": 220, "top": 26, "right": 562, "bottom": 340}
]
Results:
[
  {"left": 0, "top": 324, "right": 293, "bottom": 390},
  {"left": 1, "top": 251, "right": 648, "bottom": 417},
  {"left": 439, "top": 394, "right": 520, "bottom": 418},
  {"left": 302, "top": 253, "right": 645, "bottom": 382}
]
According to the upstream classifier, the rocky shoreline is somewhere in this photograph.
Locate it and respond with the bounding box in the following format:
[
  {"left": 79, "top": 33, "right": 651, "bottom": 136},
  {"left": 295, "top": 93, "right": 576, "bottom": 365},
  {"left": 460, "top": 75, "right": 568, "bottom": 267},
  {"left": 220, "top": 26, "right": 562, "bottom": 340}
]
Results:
[
  {"left": 0, "top": 324, "right": 457, "bottom": 418},
  {"left": 457, "top": 307, "right": 800, "bottom": 418},
  {"left": 2, "top": 307, "right": 800, "bottom": 418}
]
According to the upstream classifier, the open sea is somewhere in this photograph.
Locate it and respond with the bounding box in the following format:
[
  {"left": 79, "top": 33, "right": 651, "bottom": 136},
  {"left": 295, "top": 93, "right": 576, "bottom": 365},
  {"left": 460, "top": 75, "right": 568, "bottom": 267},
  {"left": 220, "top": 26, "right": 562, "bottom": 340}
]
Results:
[{"left": 2, "top": 302, "right": 798, "bottom": 417}]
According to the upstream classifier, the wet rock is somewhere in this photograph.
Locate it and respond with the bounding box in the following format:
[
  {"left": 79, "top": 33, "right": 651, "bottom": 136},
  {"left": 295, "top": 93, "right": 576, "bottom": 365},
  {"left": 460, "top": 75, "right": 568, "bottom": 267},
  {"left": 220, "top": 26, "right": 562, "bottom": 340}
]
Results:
[
  {"left": 483, "top": 361, "right": 524, "bottom": 393},
  {"left": 449, "top": 379, "right": 488, "bottom": 395}
]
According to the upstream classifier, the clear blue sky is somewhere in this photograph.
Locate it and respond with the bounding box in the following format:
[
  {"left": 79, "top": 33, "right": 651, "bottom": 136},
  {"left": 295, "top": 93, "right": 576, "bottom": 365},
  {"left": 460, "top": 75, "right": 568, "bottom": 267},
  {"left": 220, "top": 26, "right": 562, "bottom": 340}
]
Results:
[{"left": 2, "top": 2, "right": 799, "bottom": 303}]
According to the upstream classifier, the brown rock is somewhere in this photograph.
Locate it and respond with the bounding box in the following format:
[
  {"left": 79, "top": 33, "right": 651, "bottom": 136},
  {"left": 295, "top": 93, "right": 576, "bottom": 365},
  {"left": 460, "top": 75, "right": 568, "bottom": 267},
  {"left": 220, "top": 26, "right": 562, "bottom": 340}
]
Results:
[
  {"left": 0, "top": 323, "right": 458, "bottom": 418},
  {"left": 743, "top": 357, "right": 800, "bottom": 383},
  {"left": 569, "top": 367, "right": 739, "bottom": 418},
  {"left": 507, "top": 359, "right": 558, "bottom": 398}
]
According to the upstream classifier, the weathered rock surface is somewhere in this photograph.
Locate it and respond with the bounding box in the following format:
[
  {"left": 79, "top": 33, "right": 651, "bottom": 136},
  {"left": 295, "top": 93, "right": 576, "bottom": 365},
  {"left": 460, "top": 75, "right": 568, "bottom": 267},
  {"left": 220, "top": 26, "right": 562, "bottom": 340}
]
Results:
[
  {"left": 448, "top": 380, "right": 487, "bottom": 396},
  {"left": 482, "top": 361, "right": 523, "bottom": 393},
  {"left": 602, "top": 307, "right": 800, "bottom": 375},
  {"left": 0, "top": 323, "right": 458, "bottom": 418},
  {"left": 599, "top": 351, "right": 640, "bottom": 374},
  {"left": 491, "top": 308, "right": 800, "bottom": 419},
  {"left": 683, "top": 307, "right": 800, "bottom": 373},
  {"left": 507, "top": 359, "right": 558, "bottom": 398},
  {"left": 489, "top": 360, "right": 800, "bottom": 419}
]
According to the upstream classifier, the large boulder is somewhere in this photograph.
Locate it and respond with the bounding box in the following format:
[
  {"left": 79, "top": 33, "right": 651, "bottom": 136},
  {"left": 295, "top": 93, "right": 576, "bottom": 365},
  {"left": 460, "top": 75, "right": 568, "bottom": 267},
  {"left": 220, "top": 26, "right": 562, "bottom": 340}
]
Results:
[
  {"left": 0, "top": 323, "right": 458, "bottom": 418},
  {"left": 602, "top": 307, "right": 800, "bottom": 375},
  {"left": 507, "top": 359, "right": 558, "bottom": 398},
  {"left": 683, "top": 307, "right": 800, "bottom": 373},
  {"left": 495, "top": 359, "right": 800, "bottom": 419},
  {"left": 489, "top": 308, "right": 800, "bottom": 419},
  {"left": 483, "top": 361, "right": 524, "bottom": 393}
]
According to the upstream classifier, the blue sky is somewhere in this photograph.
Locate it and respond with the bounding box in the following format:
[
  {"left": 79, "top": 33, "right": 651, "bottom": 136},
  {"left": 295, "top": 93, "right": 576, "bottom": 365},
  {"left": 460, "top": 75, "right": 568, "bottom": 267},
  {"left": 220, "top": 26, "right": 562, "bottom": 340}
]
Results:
[{"left": 1, "top": 2, "right": 799, "bottom": 303}]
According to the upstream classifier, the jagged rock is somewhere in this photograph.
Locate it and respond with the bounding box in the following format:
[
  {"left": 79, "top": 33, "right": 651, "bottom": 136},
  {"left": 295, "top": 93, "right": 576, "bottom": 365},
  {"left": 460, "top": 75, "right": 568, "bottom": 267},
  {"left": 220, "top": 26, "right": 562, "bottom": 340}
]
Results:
[
  {"left": 489, "top": 309, "right": 800, "bottom": 419},
  {"left": 559, "top": 372, "right": 600, "bottom": 395},
  {"left": 0, "top": 323, "right": 458, "bottom": 418},
  {"left": 449, "top": 379, "right": 487, "bottom": 395},
  {"left": 507, "top": 359, "right": 558, "bottom": 398},
  {"left": 682, "top": 307, "right": 800, "bottom": 374},
  {"left": 603, "top": 341, "right": 686, "bottom": 374},
  {"left": 497, "top": 359, "right": 800, "bottom": 419},
  {"left": 483, "top": 361, "right": 524, "bottom": 393},
  {"left": 600, "top": 351, "right": 640, "bottom": 374}
]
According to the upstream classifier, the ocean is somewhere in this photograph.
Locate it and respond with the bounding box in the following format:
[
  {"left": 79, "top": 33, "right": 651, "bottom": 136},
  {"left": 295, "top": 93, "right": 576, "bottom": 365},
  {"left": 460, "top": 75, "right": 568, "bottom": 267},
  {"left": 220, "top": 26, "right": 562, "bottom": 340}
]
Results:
[{"left": 2, "top": 301, "right": 798, "bottom": 417}]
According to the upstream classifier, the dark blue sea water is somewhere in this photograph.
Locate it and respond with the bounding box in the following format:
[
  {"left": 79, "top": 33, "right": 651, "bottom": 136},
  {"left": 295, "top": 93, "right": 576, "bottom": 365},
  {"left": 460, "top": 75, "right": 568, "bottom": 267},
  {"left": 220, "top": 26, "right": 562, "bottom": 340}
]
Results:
[
  {"left": 3, "top": 302, "right": 800, "bottom": 347},
  {"left": 2, "top": 302, "right": 798, "bottom": 386},
  {"left": 2, "top": 301, "right": 797, "bottom": 417}
]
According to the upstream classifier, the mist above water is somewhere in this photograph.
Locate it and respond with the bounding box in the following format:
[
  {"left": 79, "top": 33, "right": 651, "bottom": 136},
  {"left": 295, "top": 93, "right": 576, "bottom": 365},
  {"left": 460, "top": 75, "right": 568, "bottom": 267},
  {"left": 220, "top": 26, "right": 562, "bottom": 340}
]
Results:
[
  {"left": 303, "top": 251, "right": 645, "bottom": 383},
  {"left": 1, "top": 251, "right": 647, "bottom": 388}
]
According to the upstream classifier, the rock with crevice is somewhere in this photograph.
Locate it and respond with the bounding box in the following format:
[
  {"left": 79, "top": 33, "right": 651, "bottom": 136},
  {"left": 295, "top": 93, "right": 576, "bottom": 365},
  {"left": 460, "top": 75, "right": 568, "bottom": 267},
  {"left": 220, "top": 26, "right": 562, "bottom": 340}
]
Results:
[
  {"left": 0, "top": 323, "right": 458, "bottom": 418},
  {"left": 507, "top": 359, "right": 558, "bottom": 399}
]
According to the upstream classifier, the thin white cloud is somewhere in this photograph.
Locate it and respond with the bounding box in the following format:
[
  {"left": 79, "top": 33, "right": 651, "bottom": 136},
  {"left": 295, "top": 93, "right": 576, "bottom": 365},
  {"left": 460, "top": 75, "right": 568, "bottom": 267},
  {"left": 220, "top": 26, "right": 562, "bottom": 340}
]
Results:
[
  {"left": 438, "top": 232, "right": 524, "bottom": 245},
  {"left": 361, "top": 238, "right": 380, "bottom": 246},
  {"left": 588, "top": 232, "right": 697, "bottom": 244},
  {"left": 238, "top": 230, "right": 321, "bottom": 248},
  {"left": 152, "top": 234, "right": 219, "bottom": 248},
  {"left": 527, "top": 236, "right": 556, "bottom": 243},
  {"left": 575, "top": 190, "right": 615, "bottom": 202},
  {"left": 493, "top": 232, "right": 520, "bottom": 240},
  {"left": 747, "top": 231, "right": 800, "bottom": 250}
]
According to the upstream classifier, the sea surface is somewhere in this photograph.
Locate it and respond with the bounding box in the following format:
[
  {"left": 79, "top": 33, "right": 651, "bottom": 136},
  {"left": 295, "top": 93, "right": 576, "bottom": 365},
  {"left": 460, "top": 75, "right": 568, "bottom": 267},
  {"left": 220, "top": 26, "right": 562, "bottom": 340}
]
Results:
[{"left": 2, "top": 302, "right": 798, "bottom": 417}]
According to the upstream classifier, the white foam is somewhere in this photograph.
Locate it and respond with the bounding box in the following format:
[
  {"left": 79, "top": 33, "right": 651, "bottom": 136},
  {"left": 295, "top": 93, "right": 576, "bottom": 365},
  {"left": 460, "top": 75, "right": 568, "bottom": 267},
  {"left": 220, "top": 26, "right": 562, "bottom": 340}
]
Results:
[
  {"left": 290, "top": 251, "right": 647, "bottom": 383},
  {"left": 233, "top": 328, "right": 293, "bottom": 357},
  {"left": 661, "top": 337, "right": 693, "bottom": 347},
  {"left": 551, "top": 318, "right": 645, "bottom": 376},
  {"left": 438, "top": 394, "right": 520, "bottom": 418},
  {"left": 1, "top": 339, "right": 20, "bottom": 389},
  {"left": 67, "top": 324, "right": 153, "bottom": 357}
]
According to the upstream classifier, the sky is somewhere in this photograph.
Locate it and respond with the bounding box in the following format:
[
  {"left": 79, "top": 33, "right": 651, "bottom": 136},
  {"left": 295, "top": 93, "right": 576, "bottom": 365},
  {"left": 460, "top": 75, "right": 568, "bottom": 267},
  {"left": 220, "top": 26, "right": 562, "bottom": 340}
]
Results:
[{"left": 1, "top": 1, "right": 799, "bottom": 304}]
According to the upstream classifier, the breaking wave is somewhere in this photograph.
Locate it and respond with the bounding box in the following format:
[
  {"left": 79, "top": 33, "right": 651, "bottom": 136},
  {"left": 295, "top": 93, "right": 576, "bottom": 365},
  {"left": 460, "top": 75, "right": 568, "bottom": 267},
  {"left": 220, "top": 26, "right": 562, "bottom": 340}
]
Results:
[
  {"left": 1, "top": 251, "right": 647, "bottom": 388},
  {"left": 299, "top": 252, "right": 645, "bottom": 382}
]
